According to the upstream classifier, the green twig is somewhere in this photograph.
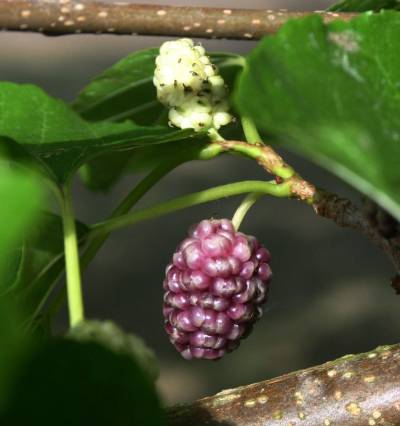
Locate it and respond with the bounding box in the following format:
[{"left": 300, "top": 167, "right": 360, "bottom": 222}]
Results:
[
  {"left": 29, "top": 128, "right": 314, "bottom": 326},
  {"left": 45, "top": 157, "right": 185, "bottom": 321},
  {"left": 230, "top": 117, "right": 266, "bottom": 229},
  {"left": 241, "top": 115, "right": 262, "bottom": 145},
  {"left": 90, "top": 180, "right": 292, "bottom": 236},
  {"left": 208, "top": 128, "right": 226, "bottom": 142},
  {"left": 61, "top": 185, "right": 84, "bottom": 327},
  {"left": 218, "top": 140, "right": 296, "bottom": 181},
  {"left": 45, "top": 145, "right": 224, "bottom": 321},
  {"left": 81, "top": 157, "right": 184, "bottom": 270}
]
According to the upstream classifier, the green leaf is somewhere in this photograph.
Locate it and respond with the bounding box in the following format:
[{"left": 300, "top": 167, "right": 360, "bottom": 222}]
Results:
[
  {"left": 13, "top": 212, "right": 89, "bottom": 317},
  {"left": 0, "top": 136, "right": 50, "bottom": 179},
  {"left": 2, "top": 246, "right": 25, "bottom": 295},
  {"left": 236, "top": 12, "right": 400, "bottom": 221},
  {"left": 0, "top": 299, "right": 30, "bottom": 413},
  {"left": 73, "top": 48, "right": 243, "bottom": 124},
  {"left": 0, "top": 162, "right": 43, "bottom": 291},
  {"left": 0, "top": 82, "right": 193, "bottom": 184},
  {"left": 0, "top": 163, "right": 42, "bottom": 410},
  {"left": 1, "top": 339, "right": 165, "bottom": 426},
  {"left": 68, "top": 320, "right": 159, "bottom": 381},
  {"left": 31, "top": 211, "right": 88, "bottom": 255},
  {"left": 80, "top": 137, "right": 209, "bottom": 191},
  {"left": 73, "top": 49, "right": 243, "bottom": 190},
  {"left": 329, "top": 0, "right": 400, "bottom": 11},
  {"left": 0, "top": 209, "right": 88, "bottom": 335},
  {"left": 74, "top": 47, "right": 163, "bottom": 125}
]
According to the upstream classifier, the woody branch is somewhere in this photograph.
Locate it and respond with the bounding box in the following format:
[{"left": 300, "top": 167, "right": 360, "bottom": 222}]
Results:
[
  {"left": 167, "top": 343, "right": 400, "bottom": 426},
  {"left": 216, "top": 140, "right": 400, "bottom": 276},
  {"left": 0, "top": 1, "right": 357, "bottom": 39}
]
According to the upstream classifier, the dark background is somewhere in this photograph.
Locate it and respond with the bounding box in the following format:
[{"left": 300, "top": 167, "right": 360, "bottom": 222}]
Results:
[{"left": 1, "top": 0, "right": 399, "bottom": 405}]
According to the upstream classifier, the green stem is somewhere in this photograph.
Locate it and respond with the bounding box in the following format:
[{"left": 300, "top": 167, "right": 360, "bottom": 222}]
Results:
[
  {"left": 81, "top": 157, "right": 184, "bottom": 270},
  {"left": 61, "top": 185, "right": 84, "bottom": 327},
  {"left": 209, "top": 124, "right": 263, "bottom": 229},
  {"left": 45, "top": 158, "right": 184, "bottom": 321},
  {"left": 220, "top": 140, "right": 295, "bottom": 180},
  {"left": 90, "top": 180, "right": 292, "bottom": 237},
  {"left": 231, "top": 193, "right": 262, "bottom": 230},
  {"left": 228, "top": 117, "right": 266, "bottom": 229},
  {"left": 208, "top": 128, "right": 226, "bottom": 142},
  {"left": 241, "top": 115, "right": 262, "bottom": 145},
  {"left": 45, "top": 146, "right": 223, "bottom": 321}
]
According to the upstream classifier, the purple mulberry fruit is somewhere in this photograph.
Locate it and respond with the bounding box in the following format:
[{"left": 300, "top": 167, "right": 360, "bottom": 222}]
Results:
[{"left": 163, "top": 219, "right": 272, "bottom": 360}]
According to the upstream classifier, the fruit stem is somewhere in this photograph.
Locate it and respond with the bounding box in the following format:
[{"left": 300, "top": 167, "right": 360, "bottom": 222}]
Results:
[
  {"left": 61, "top": 184, "right": 84, "bottom": 327},
  {"left": 232, "top": 193, "right": 262, "bottom": 230},
  {"left": 229, "top": 117, "right": 266, "bottom": 229},
  {"left": 90, "top": 180, "right": 292, "bottom": 236},
  {"left": 241, "top": 115, "right": 262, "bottom": 145}
]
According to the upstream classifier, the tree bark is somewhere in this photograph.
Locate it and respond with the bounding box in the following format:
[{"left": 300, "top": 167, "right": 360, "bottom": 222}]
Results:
[
  {"left": 0, "top": 1, "right": 357, "bottom": 39},
  {"left": 166, "top": 344, "right": 400, "bottom": 425}
]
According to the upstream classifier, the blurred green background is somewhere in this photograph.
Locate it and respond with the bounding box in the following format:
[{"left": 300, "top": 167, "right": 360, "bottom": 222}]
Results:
[{"left": 1, "top": 0, "right": 398, "bottom": 406}]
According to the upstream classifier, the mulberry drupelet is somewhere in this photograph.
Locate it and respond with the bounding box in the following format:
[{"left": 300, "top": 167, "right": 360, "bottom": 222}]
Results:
[{"left": 163, "top": 219, "right": 272, "bottom": 360}]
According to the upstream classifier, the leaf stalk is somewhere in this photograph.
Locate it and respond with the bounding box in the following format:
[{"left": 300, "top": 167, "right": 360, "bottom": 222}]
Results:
[
  {"left": 61, "top": 185, "right": 84, "bottom": 327},
  {"left": 90, "top": 180, "right": 291, "bottom": 236}
]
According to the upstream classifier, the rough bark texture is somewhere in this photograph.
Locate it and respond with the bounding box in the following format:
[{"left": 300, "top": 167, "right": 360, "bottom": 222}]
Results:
[
  {"left": 167, "top": 344, "right": 400, "bottom": 425},
  {"left": 0, "top": 1, "right": 357, "bottom": 39}
]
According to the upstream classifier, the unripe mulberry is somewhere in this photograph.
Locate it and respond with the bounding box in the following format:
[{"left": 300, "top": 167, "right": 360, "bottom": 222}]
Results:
[
  {"left": 153, "top": 38, "right": 233, "bottom": 131},
  {"left": 163, "top": 219, "right": 272, "bottom": 360}
]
